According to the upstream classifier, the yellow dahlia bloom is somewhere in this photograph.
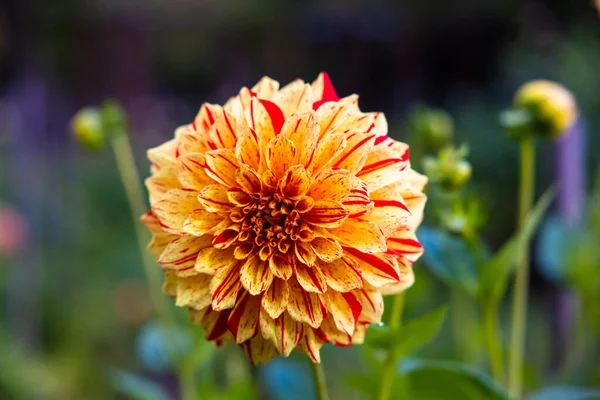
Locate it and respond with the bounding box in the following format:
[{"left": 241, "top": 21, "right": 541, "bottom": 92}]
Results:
[{"left": 142, "top": 73, "right": 427, "bottom": 363}]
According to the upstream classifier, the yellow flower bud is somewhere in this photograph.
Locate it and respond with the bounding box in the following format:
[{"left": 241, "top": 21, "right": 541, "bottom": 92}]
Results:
[
  {"left": 514, "top": 80, "right": 578, "bottom": 139},
  {"left": 70, "top": 107, "right": 106, "bottom": 151}
]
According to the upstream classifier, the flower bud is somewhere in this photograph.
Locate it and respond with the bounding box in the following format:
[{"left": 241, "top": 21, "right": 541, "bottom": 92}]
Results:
[
  {"left": 407, "top": 105, "right": 454, "bottom": 150},
  {"left": 70, "top": 107, "right": 106, "bottom": 151},
  {"left": 424, "top": 145, "right": 472, "bottom": 192},
  {"left": 514, "top": 80, "right": 578, "bottom": 140}
]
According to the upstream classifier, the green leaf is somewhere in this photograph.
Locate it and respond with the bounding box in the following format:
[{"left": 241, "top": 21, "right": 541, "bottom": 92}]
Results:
[
  {"left": 528, "top": 387, "right": 600, "bottom": 400},
  {"left": 367, "top": 306, "right": 447, "bottom": 356},
  {"left": 478, "top": 185, "right": 556, "bottom": 301},
  {"left": 111, "top": 369, "right": 171, "bottom": 400},
  {"left": 400, "top": 359, "right": 510, "bottom": 400}
]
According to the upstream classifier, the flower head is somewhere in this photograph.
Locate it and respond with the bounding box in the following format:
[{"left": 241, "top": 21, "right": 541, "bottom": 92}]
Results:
[
  {"left": 514, "top": 80, "right": 578, "bottom": 139},
  {"left": 143, "top": 73, "right": 427, "bottom": 363}
]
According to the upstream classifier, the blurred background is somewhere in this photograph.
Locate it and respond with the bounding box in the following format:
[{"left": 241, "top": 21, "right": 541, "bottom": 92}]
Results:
[{"left": 1, "top": 0, "right": 599, "bottom": 399}]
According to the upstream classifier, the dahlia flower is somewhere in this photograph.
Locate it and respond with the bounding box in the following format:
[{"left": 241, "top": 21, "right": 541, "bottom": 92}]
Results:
[{"left": 142, "top": 73, "right": 427, "bottom": 363}]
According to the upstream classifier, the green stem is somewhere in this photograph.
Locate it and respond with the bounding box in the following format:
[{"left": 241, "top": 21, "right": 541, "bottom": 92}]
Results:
[
  {"left": 110, "top": 133, "right": 171, "bottom": 322},
  {"left": 310, "top": 361, "right": 330, "bottom": 400},
  {"left": 483, "top": 300, "right": 504, "bottom": 383},
  {"left": 508, "top": 137, "right": 535, "bottom": 398},
  {"left": 378, "top": 292, "right": 406, "bottom": 400}
]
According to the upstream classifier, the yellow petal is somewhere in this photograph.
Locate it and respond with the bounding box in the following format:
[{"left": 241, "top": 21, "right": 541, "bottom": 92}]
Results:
[
  {"left": 269, "top": 255, "right": 293, "bottom": 280},
  {"left": 247, "top": 97, "right": 278, "bottom": 158},
  {"left": 209, "top": 260, "right": 243, "bottom": 311},
  {"left": 324, "top": 290, "right": 362, "bottom": 336},
  {"left": 294, "top": 242, "right": 318, "bottom": 268},
  {"left": 148, "top": 138, "right": 177, "bottom": 170},
  {"left": 235, "top": 164, "right": 262, "bottom": 194},
  {"left": 272, "top": 312, "right": 305, "bottom": 357},
  {"left": 197, "top": 184, "right": 232, "bottom": 213},
  {"left": 287, "top": 278, "right": 324, "bottom": 328},
  {"left": 148, "top": 233, "right": 177, "bottom": 258},
  {"left": 399, "top": 187, "right": 427, "bottom": 231},
  {"left": 195, "top": 247, "right": 234, "bottom": 275},
  {"left": 262, "top": 278, "right": 289, "bottom": 319},
  {"left": 307, "top": 132, "right": 346, "bottom": 174},
  {"left": 387, "top": 230, "right": 424, "bottom": 263},
  {"left": 315, "top": 100, "right": 353, "bottom": 139},
  {"left": 332, "top": 111, "right": 387, "bottom": 137},
  {"left": 240, "top": 334, "right": 278, "bottom": 365},
  {"left": 227, "top": 291, "right": 260, "bottom": 343},
  {"left": 240, "top": 255, "right": 274, "bottom": 295},
  {"left": 380, "top": 256, "right": 415, "bottom": 295},
  {"left": 294, "top": 261, "right": 327, "bottom": 293},
  {"left": 159, "top": 235, "right": 212, "bottom": 275},
  {"left": 182, "top": 209, "right": 224, "bottom": 236},
  {"left": 280, "top": 165, "right": 312, "bottom": 200},
  {"left": 152, "top": 188, "right": 200, "bottom": 234},
  {"left": 177, "top": 124, "right": 211, "bottom": 155},
  {"left": 343, "top": 176, "right": 373, "bottom": 218},
  {"left": 299, "top": 329, "right": 323, "bottom": 363},
  {"left": 193, "top": 103, "right": 220, "bottom": 135},
  {"left": 204, "top": 148, "right": 239, "bottom": 187},
  {"left": 355, "top": 287, "right": 384, "bottom": 324},
  {"left": 174, "top": 274, "right": 212, "bottom": 310},
  {"left": 318, "top": 256, "right": 363, "bottom": 293},
  {"left": 272, "top": 82, "right": 314, "bottom": 118},
  {"left": 266, "top": 135, "right": 299, "bottom": 180},
  {"left": 178, "top": 153, "right": 214, "bottom": 190},
  {"left": 251, "top": 76, "right": 280, "bottom": 99},
  {"left": 208, "top": 107, "right": 238, "bottom": 149},
  {"left": 345, "top": 247, "right": 400, "bottom": 287},
  {"left": 328, "top": 219, "right": 386, "bottom": 253},
  {"left": 332, "top": 131, "right": 376, "bottom": 174},
  {"left": 310, "top": 237, "right": 343, "bottom": 262},
  {"left": 357, "top": 145, "right": 408, "bottom": 192},
  {"left": 280, "top": 111, "right": 319, "bottom": 166},
  {"left": 196, "top": 308, "right": 231, "bottom": 342},
  {"left": 303, "top": 199, "right": 349, "bottom": 228},
  {"left": 308, "top": 168, "right": 351, "bottom": 202},
  {"left": 145, "top": 175, "right": 181, "bottom": 205},
  {"left": 235, "top": 132, "right": 261, "bottom": 171}
]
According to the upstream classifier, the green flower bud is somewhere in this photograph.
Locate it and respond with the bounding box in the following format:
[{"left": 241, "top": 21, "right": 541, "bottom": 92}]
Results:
[
  {"left": 424, "top": 145, "right": 472, "bottom": 192},
  {"left": 408, "top": 105, "right": 454, "bottom": 150},
  {"left": 70, "top": 107, "right": 106, "bottom": 151},
  {"left": 514, "top": 80, "right": 578, "bottom": 140},
  {"left": 101, "top": 99, "right": 127, "bottom": 136}
]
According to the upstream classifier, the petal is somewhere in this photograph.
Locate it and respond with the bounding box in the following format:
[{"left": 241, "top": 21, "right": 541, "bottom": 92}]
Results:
[
  {"left": 280, "top": 111, "right": 319, "bottom": 166},
  {"left": 280, "top": 165, "right": 311, "bottom": 199},
  {"left": 235, "top": 164, "right": 262, "bottom": 194},
  {"left": 324, "top": 290, "right": 362, "bottom": 336},
  {"left": 159, "top": 235, "right": 212, "bottom": 275},
  {"left": 197, "top": 184, "right": 232, "bottom": 213},
  {"left": 307, "top": 168, "right": 351, "bottom": 202},
  {"left": 269, "top": 255, "right": 293, "bottom": 280},
  {"left": 240, "top": 335, "right": 278, "bottom": 365},
  {"left": 311, "top": 72, "right": 339, "bottom": 103},
  {"left": 193, "top": 103, "right": 219, "bottom": 135},
  {"left": 145, "top": 175, "right": 181, "bottom": 205},
  {"left": 251, "top": 76, "right": 280, "bottom": 99},
  {"left": 272, "top": 83, "right": 314, "bottom": 118},
  {"left": 195, "top": 247, "right": 234, "bottom": 275},
  {"left": 344, "top": 247, "right": 401, "bottom": 287},
  {"left": 357, "top": 145, "right": 408, "bottom": 192},
  {"left": 240, "top": 255, "right": 274, "bottom": 295},
  {"left": 247, "top": 98, "right": 280, "bottom": 157},
  {"left": 287, "top": 278, "right": 324, "bottom": 328},
  {"left": 314, "top": 98, "right": 354, "bottom": 139},
  {"left": 262, "top": 278, "right": 289, "bottom": 319},
  {"left": 266, "top": 135, "right": 298, "bottom": 180},
  {"left": 400, "top": 187, "right": 427, "bottom": 231},
  {"left": 178, "top": 124, "right": 212, "bottom": 155},
  {"left": 235, "top": 132, "right": 261, "bottom": 171},
  {"left": 332, "top": 111, "right": 387, "bottom": 137},
  {"left": 227, "top": 291, "right": 260, "bottom": 343},
  {"left": 272, "top": 312, "right": 305, "bottom": 357},
  {"left": 148, "top": 233, "right": 177, "bottom": 258},
  {"left": 307, "top": 132, "right": 346, "bottom": 174},
  {"left": 343, "top": 176, "right": 373, "bottom": 218},
  {"left": 195, "top": 308, "right": 232, "bottom": 342},
  {"left": 148, "top": 138, "right": 177, "bottom": 169},
  {"left": 355, "top": 287, "right": 384, "bottom": 324},
  {"left": 310, "top": 237, "right": 343, "bottom": 262},
  {"left": 182, "top": 209, "right": 225, "bottom": 236},
  {"left": 299, "top": 329, "right": 323, "bottom": 363},
  {"left": 365, "top": 199, "right": 410, "bottom": 238},
  {"left": 327, "top": 219, "right": 386, "bottom": 253},
  {"left": 209, "top": 108, "right": 238, "bottom": 149},
  {"left": 178, "top": 153, "right": 214, "bottom": 190},
  {"left": 174, "top": 274, "right": 212, "bottom": 309},
  {"left": 303, "top": 200, "right": 349, "bottom": 228},
  {"left": 210, "top": 260, "right": 243, "bottom": 311},
  {"left": 152, "top": 188, "right": 201, "bottom": 234},
  {"left": 294, "top": 261, "right": 327, "bottom": 293},
  {"left": 294, "top": 242, "right": 317, "bottom": 268},
  {"left": 380, "top": 256, "right": 415, "bottom": 295},
  {"left": 332, "top": 131, "right": 376, "bottom": 174},
  {"left": 318, "top": 256, "right": 363, "bottom": 292},
  {"left": 204, "top": 149, "right": 239, "bottom": 187},
  {"left": 387, "top": 231, "right": 424, "bottom": 262}
]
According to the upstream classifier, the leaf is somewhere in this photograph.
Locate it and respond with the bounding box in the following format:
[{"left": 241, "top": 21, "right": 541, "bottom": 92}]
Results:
[
  {"left": 527, "top": 387, "right": 600, "bottom": 400},
  {"left": 478, "top": 185, "right": 556, "bottom": 301},
  {"left": 111, "top": 369, "right": 171, "bottom": 400},
  {"left": 419, "top": 226, "right": 480, "bottom": 295},
  {"left": 366, "top": 306, "right": 447, "bottom": 356},
  {"left": 400, "top": 359, "right": 510, "bottom": 400}
]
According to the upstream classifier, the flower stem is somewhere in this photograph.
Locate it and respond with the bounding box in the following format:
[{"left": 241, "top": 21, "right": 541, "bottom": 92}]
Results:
[
  {"left": 508, "top": 136, "right": 535, "bottom": 398},
  {"left": 483, "top": 300, "right": 504, "bottom": 383},
  {"left": 110, "top": 132, "right": 172, "bottom": 322},
  {"left": 310, "top": 361, "right": 330, "bottom": 400},
  {"left": 378, "top": 292, "right": 406, "bottom": 400}
]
